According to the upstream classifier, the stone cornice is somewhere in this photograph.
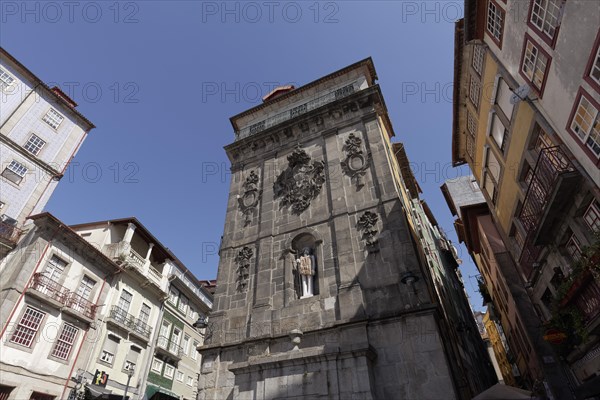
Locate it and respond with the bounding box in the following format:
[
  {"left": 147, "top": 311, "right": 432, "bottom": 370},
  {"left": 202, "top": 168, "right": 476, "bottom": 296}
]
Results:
[{"left": 224, "top": 86, "right": 385, "bottom": 169}]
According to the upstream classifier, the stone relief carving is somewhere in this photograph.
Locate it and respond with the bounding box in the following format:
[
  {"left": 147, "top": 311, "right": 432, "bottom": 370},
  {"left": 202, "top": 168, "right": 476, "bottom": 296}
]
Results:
[
  {"left": 274, "top": 145, "right": 326, "bottom": 214},
  {"left": 235, "top": 247, "right": 253, "bottom": 292},
  {"left": 357, "top": 211, "right": 380, "bottom": 252},
  {"left": 341, "top": 133, "right": 371, "bottom": 188},
  {"left": 238, "top": 170, "right": 262, "bottom": 226}
]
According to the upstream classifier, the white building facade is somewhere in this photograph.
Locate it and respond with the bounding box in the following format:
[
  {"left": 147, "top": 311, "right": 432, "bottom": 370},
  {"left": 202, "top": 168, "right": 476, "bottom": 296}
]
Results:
[{"left": 0, "top": 47, "right": 94, "bottom": 256}]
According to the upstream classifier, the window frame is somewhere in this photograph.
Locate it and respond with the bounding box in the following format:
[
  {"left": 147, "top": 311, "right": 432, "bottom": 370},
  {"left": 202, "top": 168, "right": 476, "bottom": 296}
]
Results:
[
  {"left": 49, "top": 323, "right": 79, "bottom": 362},
  {"left": 472, "top": 45, "right": 485, "bottom": 76},
  {"left": 566, "top": 88, "right": 600, "bottom": 161},
  {"left": 0, "top": 67, "right": 16, "bottom": 93},
  {"left": 2, "top": 160, "right": 28, "bottom": 185},
  {"left": 41, "top": 108, "right": 64, "bottom": 130},
  {"left": 527, "top": 0, "right": 564, "bottom": 48},
  {"left": 583, "top": 200, "right": 600, "bottom": 232},
  {"left": 584, "top": 29, "right": 600, "bottom": 94},
  {"left": 468, "top": 75, "right": 482, "bottom": 110},
  {"left": 151, "top": 357, "right": 164, "bottom": 374},
  {"left": 163, "top": 363, "right": 175, "bottom": 379},
  {"left": 23, "top": 134, "right": 46, "bottom": 156},
  {"left": 9, "top": 306, "right": 46, "bottom": 349},
  {"left": 486, "top": 0, "right": 505, "bottom": 49},
  {"left": 519, "top": 34, "right": 552, "bottom": 96}
]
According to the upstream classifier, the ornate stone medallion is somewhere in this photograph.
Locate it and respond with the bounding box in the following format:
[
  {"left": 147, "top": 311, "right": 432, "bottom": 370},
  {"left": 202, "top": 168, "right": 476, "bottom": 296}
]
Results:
[
  {"left": 238, "top": 170, "right": 261, "bottom": 226},
  {"left": 341, "top": 133, "right": 371, "bottom": 188},
  {"left": 274, "top": 145, "right": 326, "bottom": 214}
]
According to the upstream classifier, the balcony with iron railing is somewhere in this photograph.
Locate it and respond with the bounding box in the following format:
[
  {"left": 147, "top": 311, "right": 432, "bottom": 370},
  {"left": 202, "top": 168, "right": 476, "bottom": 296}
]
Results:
[
  {"left": 28, "top": 273, "right": 97, "bottom": 322},
  {"left": 560, "top": 270, "right": 600, "bottom": 326},
  {"left": 0, "top": 220, "right": 23, "bottom": 249},
  {"left": 155, "top": 335, "right": 183, "bottom": 361},
  {"left": 518, "top": 146, "right": 579, "bottom": 279},
  {"left": 106, "top": 306, "right": 153, "bottom": 341}
]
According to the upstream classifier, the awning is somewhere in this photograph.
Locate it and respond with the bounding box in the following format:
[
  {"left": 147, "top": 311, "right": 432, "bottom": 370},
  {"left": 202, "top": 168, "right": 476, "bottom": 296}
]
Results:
[{"left": 145, "top": 384, "right": 179, "bottom": 400}]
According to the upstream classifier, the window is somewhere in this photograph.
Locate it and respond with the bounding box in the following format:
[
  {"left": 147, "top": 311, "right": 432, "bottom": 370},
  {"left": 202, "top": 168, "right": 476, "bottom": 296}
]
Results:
[
  {"left": 191, "top": 341, "right": 199, "bottom": 360},
  {"left": 24, "top": 134, "right": 46, "bottom": 156},
  {"left": 124, "top": 360, "right": 136, "bottom": 371},
  {"left": 10, "top": 307, "right": 45, "bottom": 348},
  {"left": 2, "top": 160, "right": 28, "bottom": 185},
  {"left": 178, "top": 295, "right": 189, "bottom": 314},
  {"left": 570, "top": 92, "right": 600, "bottom": 157},
  {"left": 588, "top": 37, "right": 600, "bottom": 88},
  {"left": 100, "top": 334, "right": 119, "bottom": 365},
  {"left": 469, "top": 76, "right": 481, "bottom": 108},
  {"left": 51, "top": 323, "right": 78, "bottom": 360},
  {"left": 163, "top": 364, "right": 175, "bottom": 379},
  {"left": 76, "top": 275, "right": 96, "bottom": 300},
  {"left": 584, "top": 200, "right": 600, "bottom": 232},
  {"left": 42, "top": 108, "right": 64, "bottom": 130},
  {"left": 159, "top": 320, "right": 171, "bottom": 339},
  {"left": 530, "top": 123, "right": 553, "bottom": 151},
  {"left": 472, "top": 45, "right": 485, "bottom": 75},
  {"left": 521, "top": 37, "right": 550, "bottom": 92},
  {"left": 182, "top": 335, "right": 190, "bottom": 357},
  {"left": 486, "top": 0, "right": 504, "bottom": 46},
  {"left": 139, "top": 303, "right": 151, "bottom": 325},
  {"left": 495, "top": 79, "right": 514, "bottom": 120},
  {"left": 566, "top": 234, "right": 582, "bottom": 260},
  {"left": 124, "top": 346, "right": 140, "bottom": 372},
  {"left": 483, "top": 147, "right": 501, "bottom": 203},
  {"left": 100, "top": 350, "right": 114, "bottom": 364},
  {"left": 45, "top": 255, "right": 67, "bottom": 282},
  {"left": 117, "top": 289, "right": 133, "bottom": 313},
  {"left": 176, "top": 371, "right": 184, "bottom": 382},
  {"left": 529, "top": 0, "right": 563, "bottom": 43},
  {"left": 0, "top": 67, "right": 15, "bottom": 92},
  {"left": 186, "top": 376, "right": 194, "bottom": 386},
  {"left": 171, "top": 328, "right": 182, "bottom": 351},
  {"left": 541, "top": 287, "right": 553, "bottom": 311},
  {"left": 490, "top": 114, "right": 508, "bottom": 152},
  {"left": 188, "top": 305, "right": 196, "bottom": 320},
  {"left": 169, "top": 287, "right": 179, "bottom": 305},
  {"left": 466, "top": 111, "right": 477, "bottom": 160},
  {"left": 151, "top": 357, "right": 163, "bottom": 373}
]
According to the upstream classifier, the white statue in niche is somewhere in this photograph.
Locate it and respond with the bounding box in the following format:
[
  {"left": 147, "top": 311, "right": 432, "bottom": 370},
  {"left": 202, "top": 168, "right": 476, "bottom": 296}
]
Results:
[{"left": 296, "top": 247, "right": 316, "bottom": 298}]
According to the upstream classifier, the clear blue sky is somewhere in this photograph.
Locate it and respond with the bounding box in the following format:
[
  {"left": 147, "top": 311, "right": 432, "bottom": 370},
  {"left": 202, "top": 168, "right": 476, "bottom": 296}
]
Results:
[{"left": 1, "top": 1, "right": 482, "bottom": 310}]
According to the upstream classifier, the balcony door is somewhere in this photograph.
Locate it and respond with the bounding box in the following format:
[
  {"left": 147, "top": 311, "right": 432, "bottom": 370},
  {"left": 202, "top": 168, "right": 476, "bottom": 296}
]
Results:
[
  {"left": 170, "top": 327, "right": 181, "bottom": 354},
  {"left": 45, "top": 255, "right": 67, "bottom": 282}
]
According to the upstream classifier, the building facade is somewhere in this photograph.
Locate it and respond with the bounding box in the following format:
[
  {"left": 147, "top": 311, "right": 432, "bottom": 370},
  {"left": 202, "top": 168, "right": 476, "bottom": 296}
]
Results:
[
  {"left": 197, "top": 58, "right": 493, "bottom": 400},
  {"left": 0, "top": 213, "right": 119, "bottom": 399},
  {"left": 0, "top": 215, "right": 212, "bottom": 400},
  {"left": 146, "top": 260, "right": 212, "bottom": 400},
  {"left": 0, "top": 48, "right": 94, "bottom": 257},
  {"left": 451, "top": 3, "right": 599, "bottom": 396}
]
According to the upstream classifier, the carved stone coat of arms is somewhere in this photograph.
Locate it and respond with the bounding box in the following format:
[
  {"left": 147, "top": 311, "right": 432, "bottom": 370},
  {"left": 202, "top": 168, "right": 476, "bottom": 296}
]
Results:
[{"left": 274, "top": 145, "right": 326, "bottom": 214}]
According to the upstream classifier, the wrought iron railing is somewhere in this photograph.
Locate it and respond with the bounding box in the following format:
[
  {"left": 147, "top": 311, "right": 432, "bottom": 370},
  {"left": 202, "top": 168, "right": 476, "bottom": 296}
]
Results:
[
  {"left": 518, "top": 146, "right": 575, "bottom": 278},
  {"left": 29, "top": 273, "right": 97, "bottom": 320},
  {"left": 30, "top": 273, "right": 68, "bottom": 303},
  {"left": 519, "top": 146, "right": 575, "bottom": 232},
  {"left": 560, "top": 271, "right": 600, "bottom": 325},
  {"left": 64, "top": 291, "right": 96, "bottom": 320},
  {"left": 108, "top": 306, "right": 152, "bottom": 338},
  {"left": 0, "top": 221, "right": 23, "bottom": 246},
  {"left": 156, "top": 335, "right": 183, "bottom": 358},
  {"left": 235, "top": 81, "right": 360, "bottom": 140}
]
